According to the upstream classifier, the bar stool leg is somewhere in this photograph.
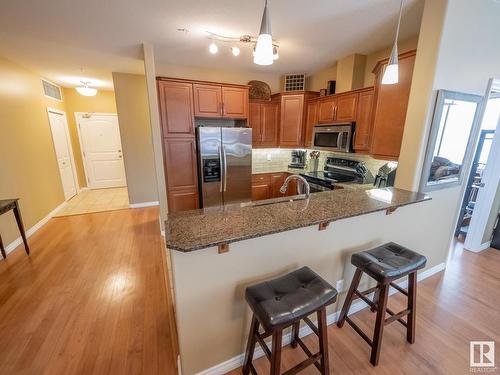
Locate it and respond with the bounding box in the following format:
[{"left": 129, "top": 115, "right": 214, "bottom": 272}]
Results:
[
  {"left": 243, "top": 315, "right": 259, "bottom": 375},
  {"left": 371, "top": 283, "right": 381, "bottom": 312},
  {"left": 317, "top": 306, "right": 330, "bottom": 375},
  {"left": 337, "top": 269, "right": 363, "bottom": 328},
  {"left": 407, "top": 272, "right": 417, "bottom": 344},
  {"left": 290, "top": 321, "right": 300, "bottom": 348},
  {"left": 370, "top": 283, "right": 389, "bottom": 366},
  {"left": 270, "top": 329, "right": 283, "bottom": 375}
]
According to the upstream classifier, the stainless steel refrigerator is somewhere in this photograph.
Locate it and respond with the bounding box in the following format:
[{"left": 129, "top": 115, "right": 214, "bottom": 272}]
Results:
[{"left": 196, "top": 127, "right": 252, "bottom": 208}]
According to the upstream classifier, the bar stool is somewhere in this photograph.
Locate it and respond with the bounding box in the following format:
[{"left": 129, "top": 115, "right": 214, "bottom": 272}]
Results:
[
  {"left": 242, "top": 266, "right": 338, "bottom": 375},
  {"left": 337, "top": 242, "right": 427, "bottom": 366}
]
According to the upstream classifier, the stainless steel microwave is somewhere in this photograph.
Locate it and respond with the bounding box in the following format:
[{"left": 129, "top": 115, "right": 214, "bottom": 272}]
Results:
[{"left": 312, "top": 123, "right": 354, "bottom": 152}]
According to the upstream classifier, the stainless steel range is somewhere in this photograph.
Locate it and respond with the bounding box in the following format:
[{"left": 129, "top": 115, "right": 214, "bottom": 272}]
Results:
[{"left": 300, "top": 157, "right": 374, "bottom": 192}]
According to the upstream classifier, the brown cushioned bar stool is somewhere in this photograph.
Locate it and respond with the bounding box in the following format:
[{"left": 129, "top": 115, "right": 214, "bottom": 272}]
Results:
[
  {"left": 243, "top": 266, "right": 338, "bottom": 375},
  {"left": 337, "top": 242, "right": 427, "bottom": 366}
]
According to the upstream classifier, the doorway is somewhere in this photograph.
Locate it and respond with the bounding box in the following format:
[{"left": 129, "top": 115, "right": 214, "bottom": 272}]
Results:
[
  {"left": 76, "top": 112, "right": 127, "bottom": 189},
  {"left": 47, "top": 108, "right": 78, "bottom": 201},
  {"left": 462, "top": 78, "right": 500, "bottom": 251}
]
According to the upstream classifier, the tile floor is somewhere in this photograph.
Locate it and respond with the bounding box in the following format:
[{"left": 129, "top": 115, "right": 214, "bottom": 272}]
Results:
[{"left": 55, "top": 187, "right": 129, "bottom": 217}]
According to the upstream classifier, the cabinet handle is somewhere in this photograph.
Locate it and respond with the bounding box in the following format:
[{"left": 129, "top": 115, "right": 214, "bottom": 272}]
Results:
[{"left": 332, "top": 105, "right": 335, "bottom": 119}]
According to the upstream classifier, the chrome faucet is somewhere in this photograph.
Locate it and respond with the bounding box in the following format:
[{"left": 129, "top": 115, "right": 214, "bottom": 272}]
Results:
[{"left": 280, "top": 175, "right": 310, "bottom": 198}]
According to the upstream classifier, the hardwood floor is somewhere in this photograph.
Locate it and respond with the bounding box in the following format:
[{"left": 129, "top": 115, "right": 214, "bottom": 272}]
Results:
[
  {"left": 227, "top": 242, "right": 500, "bottom": 374},
  {"left": 0, "top": 207, "right": 177, "bottom": 375}
]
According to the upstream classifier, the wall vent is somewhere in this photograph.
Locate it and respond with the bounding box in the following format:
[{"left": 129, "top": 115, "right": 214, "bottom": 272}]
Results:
[
  {"left": 283, "top": 73, "right": 306, "bottom": 92},
  {"left": 42, "top": 79, "right": 62, "bottom": 101}
]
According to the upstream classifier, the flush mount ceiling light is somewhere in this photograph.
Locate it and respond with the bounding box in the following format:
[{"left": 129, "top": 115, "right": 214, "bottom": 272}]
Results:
[
  {"left": 75, "top": 81, "right": 97, "bottom": 96},
  {"left": 382, "top": 0, "right": 404, "bottom": 85}
]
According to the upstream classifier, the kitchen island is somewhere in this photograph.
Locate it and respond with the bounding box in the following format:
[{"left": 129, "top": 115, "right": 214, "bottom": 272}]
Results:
[{"left": 165, "top": 187, "right": 450, "bottom": 374}]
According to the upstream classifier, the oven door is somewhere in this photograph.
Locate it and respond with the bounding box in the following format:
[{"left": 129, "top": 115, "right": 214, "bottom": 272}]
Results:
[{"left": 312, "top": 124, "right": 353, "bottom": 152}]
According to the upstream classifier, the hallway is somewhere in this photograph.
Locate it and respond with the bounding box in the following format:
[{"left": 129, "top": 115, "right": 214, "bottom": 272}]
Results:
[{"left": 0, "top": 207, "right": 177, "bottom": 374}]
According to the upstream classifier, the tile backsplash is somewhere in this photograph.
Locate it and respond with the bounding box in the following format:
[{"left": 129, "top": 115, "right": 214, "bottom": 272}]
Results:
[{"left": 252, "top": 148, "right": 394, "bottom": 176}]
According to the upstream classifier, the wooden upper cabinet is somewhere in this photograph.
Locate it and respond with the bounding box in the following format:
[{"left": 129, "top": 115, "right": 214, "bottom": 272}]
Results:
[
  {"left": 158, "top": 80, "right": 194, "bottom": 137},
  {"left": 193, "top": 83, "right": 222, "bottom": 118},
  {"left": 163, "top": 138, "right": 198, "bottom": 191},
  {"left": 304, "top": 100, "right": 319, "bottom": 147},
  {"left": 335, "top": 92, "right": 358, "bottom": 122},
  {"left": 249, "top": 100, "right": 279, "bottom": 147},
  {"left": 248, "top": 101, "right": 262, "bottom": 145},
  {"left": 353, "top": 89, "right": 374, "bottom": 152},
  {"left": 260, "top": 102, "right": 279, "bottom": 147},
  {"left": 279, "top": 94, "right": 305, "bottom": 147},
  {"left": 222, "top": 86, "right": 248, "bottom": 118},
  {"left": 318, "top": 97, "right": 335, "bottom": 123},
  {"left": 371, "top": 50, "right": 416, "bottom": 159}
]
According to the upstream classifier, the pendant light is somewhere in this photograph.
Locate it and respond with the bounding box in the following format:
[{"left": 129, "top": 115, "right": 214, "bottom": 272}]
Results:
[
  {"left": 382, "top": 0, "right": 404, "bottom": 85},
  {"left": 254, "top": 0, "right": 274, "bottom": 66},
  {"left": 75, "top": 81, "right": 98, "bottom": 96}
]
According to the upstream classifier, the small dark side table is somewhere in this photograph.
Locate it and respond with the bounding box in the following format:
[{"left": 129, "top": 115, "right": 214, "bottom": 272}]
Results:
[{"left": 0, "top": 199, "right": 30, "bottom": 259}]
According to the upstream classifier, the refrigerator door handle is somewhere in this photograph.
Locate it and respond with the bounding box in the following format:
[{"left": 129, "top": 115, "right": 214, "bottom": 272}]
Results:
[
  {"left": 218, "top": 145, "right": 223, "bottom": 193},
  {"left": 222, "top": 145, "right": 228, "bottom": 192}
]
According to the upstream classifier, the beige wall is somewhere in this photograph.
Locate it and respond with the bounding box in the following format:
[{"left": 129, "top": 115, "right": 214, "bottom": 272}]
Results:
[
  {"left": 336, "top": 53, "right": 367, "bottom": 93},
  {"left": 112, "top": 72, "right": 158, "bottom": 205},
  {"left": 0, "top": 56, "right": 66, "bottom": 246},
  {"left": 62, "top": 88, "right": 117, "bottom": 187},
  {"left": 307, "top": 64, "right": 337, "bottom": 92},
  {"left": 155, "top": 62, "right": 282, "bottom": 94}
]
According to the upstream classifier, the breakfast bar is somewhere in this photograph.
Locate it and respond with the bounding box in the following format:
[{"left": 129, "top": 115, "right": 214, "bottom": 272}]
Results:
[{"left": 164, "top": 187, "right": 451, "bottom": 374}]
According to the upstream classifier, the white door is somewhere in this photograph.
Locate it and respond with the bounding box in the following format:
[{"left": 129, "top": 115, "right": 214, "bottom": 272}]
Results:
[
  {"left": 48, "top": 109, "right": 78, "bottom": 201},
  {"left": 77, "top": 113, "right": 127, "bottom": 189}
]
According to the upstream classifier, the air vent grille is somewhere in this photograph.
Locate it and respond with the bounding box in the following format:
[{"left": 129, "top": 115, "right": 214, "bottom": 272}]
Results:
[
  {"left": 42, "top": 80, "right": 62, "bottom": 101},
  {"left": 284, "top": 73, "right": 306, "bottom": 92}
]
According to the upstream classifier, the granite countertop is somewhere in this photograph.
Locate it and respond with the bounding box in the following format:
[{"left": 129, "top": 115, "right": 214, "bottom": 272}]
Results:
[{"left": 164, "top": 187, "right": 431, "bottom": 252}]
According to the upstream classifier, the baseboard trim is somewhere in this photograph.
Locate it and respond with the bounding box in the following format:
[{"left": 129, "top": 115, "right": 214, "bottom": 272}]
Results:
[
  {"left": 464, "top": 241, "right": 491, "bottom": 253},
  {"left": 129, "top": 201, "right": 159, "bottom": 209},
  {"left": 3, "top": 201, "right": 67, "bottom": 255},
  {"left": 194, "top": 262, "right": 446, "bottom": 375}
]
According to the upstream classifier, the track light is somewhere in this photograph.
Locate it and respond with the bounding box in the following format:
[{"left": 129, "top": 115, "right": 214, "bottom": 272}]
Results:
[{"left": 209, "top": 42, "right": 218, "bottom": 54}]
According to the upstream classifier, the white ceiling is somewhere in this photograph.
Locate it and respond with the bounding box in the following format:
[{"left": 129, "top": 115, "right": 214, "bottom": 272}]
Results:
[{"left": 0, "top": 0, "right": 424, "bottom": 90}]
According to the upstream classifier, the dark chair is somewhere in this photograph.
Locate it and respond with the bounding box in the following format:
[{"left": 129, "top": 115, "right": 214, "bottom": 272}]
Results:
[
  {"left": 337, "top": 242, "right": 426, "bottom": 366},
  {"left": 243, "top": 266, "right": 338, "bottom": 375}
]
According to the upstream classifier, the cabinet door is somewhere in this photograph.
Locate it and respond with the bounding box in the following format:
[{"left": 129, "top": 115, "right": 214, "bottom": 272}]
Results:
[
  {"left": 163, "top": 138, "right": 198, "bottom": 190},
  {"left": 304, "top": 101, "right": 319, "bottom": 147},
  {"left": 260, "top": 102, "right": 279, "bottom": 147},
  {"left": 371, "top": 53, "right": 416, "bottom": 158},
  {"left": 354, "top": 90, "right": 374, "bottom": 151},
  {"left": 251, "top": 184, "right": 271, "bottom": 201},
  {"left": 167, "top": 189, "right": 199, "bottom": 212},
  {"left": 286, "top": 176, "right": 298, "bottom": 196},
  {"left": 222, "top": 86, "right": 248, "bottom": 118},
  {"left": 158, "top": 81, "right": 194, "bottom": 137},
  {"left": 249, "top": 102, "right": 262, "bottom": 146},
  {"left": 270, "top": 173, "right": 286, "bottom": 198},
  {"left": 279, "top": 94, "right": 305, "bottom": 147},
  {"left": 193, "top": 84, "right": 222, "bottom": 117},
  {"left": 335, "top": 93, "right": 358, "bottom": 122},
  {"left": 318, "top": 97, "right": 335, "bottom": 123}
]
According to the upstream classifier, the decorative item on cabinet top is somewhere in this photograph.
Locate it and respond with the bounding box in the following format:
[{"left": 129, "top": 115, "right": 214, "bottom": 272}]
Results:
[{"left": 248, "top": 80, "right": 271, "bottom": 100}]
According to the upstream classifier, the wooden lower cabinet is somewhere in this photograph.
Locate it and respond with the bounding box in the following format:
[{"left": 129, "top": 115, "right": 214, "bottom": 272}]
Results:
[
  {"left": 251, "top": 172, "right": 299, "bottom": 201},
  {"left": 167, "top": 189, "right": 199, "bottom": 212},
  {"left": 163, "top": 137, "right": 199, "bottom": 213}
]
